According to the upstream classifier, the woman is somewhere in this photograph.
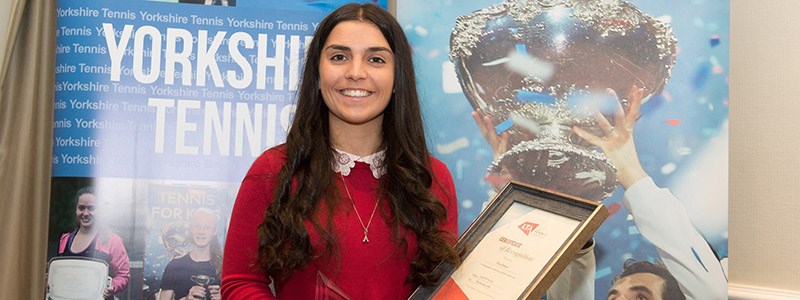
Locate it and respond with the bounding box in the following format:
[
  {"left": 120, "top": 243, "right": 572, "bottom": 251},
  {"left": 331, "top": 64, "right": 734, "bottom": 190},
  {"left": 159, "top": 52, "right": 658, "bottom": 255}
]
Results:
[
  {"left": 57, "top": 186, "right": 130, "bottom": 299},
  {"left": 222, "top": 3, "right": 461, "bottom": 299}
]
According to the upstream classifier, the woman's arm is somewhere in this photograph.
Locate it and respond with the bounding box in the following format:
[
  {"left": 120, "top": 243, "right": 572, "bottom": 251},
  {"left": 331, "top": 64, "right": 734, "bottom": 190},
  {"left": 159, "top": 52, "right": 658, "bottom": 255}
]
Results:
[
  {"left": 106, "top": 233, "right": 130, "bottom": 295},
  {"left": 574, "top": 86, "right": 727, "bottom": 299},
  {"left": 221, "top": 150, "right": 283, "bottom": 299}
]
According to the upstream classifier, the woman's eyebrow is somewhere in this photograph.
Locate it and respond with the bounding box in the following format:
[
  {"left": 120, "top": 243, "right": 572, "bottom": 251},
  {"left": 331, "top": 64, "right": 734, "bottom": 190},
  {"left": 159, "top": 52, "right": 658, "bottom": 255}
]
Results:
[{"left": 325, "top": 44, "right": 392, "bottom": 54}]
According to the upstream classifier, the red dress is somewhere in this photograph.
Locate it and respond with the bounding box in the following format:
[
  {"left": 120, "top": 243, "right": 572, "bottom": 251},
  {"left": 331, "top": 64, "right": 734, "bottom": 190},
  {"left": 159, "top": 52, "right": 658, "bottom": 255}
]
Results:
[{"left": 221, "top": 147, "right": 459, "bottom": 299}]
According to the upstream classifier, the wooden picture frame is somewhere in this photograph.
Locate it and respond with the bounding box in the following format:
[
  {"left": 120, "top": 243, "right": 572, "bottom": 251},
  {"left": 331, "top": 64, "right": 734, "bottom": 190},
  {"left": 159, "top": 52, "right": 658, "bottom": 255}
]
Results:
[{"left": 411, "top": 181, "right": 609, "bottom": 300}]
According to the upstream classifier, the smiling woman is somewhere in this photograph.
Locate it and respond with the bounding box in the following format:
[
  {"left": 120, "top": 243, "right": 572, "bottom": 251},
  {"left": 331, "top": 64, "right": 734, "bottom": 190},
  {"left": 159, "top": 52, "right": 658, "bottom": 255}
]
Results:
[
  {"left": 56, "top": 186, "right": 130, "bottom": 299},
  {"left": 320, "top": 20, "right": 395, "bottom": 132},
  {"left": 221, "top": 3, "right": 462, "bottom": 300}
]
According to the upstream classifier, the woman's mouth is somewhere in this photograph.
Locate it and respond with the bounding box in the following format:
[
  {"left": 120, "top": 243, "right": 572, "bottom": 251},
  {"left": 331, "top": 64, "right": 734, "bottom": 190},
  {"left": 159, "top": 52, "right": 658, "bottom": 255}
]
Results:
[{"left": 340, "top": 89, "right": 372, "bottom": 97}]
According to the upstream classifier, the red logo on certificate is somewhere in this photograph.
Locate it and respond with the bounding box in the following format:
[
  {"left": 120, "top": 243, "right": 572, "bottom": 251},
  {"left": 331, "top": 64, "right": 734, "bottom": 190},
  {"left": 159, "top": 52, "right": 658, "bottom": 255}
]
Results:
[{"left": 518, "top": 222, "right": 539, "bottom": 236}]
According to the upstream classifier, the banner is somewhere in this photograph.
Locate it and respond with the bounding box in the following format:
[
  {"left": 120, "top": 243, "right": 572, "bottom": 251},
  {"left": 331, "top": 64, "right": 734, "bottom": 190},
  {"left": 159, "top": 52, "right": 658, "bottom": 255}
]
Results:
[
  {"left": 47, "top": 1, "right": 385, "bottom": 299},
  {"left": 398, "top": 0, "right": 728, "bottom": 298},
  {"left": 47, "top": 0, "right": 727, "bottom": 298}
]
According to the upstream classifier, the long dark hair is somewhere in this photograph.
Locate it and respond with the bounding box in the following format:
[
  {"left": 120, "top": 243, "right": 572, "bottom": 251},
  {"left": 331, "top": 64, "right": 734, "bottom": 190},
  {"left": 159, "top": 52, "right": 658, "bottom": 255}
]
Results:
[{"left": 256, "top": 3, "right": 460, "bottom": 287}]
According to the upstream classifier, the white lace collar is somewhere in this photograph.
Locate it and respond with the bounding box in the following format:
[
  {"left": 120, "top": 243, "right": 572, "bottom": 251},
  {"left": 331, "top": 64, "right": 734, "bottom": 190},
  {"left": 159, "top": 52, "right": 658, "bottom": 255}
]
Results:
[{"left": 333, "top": 148, "right": 387, "bottom": 179}]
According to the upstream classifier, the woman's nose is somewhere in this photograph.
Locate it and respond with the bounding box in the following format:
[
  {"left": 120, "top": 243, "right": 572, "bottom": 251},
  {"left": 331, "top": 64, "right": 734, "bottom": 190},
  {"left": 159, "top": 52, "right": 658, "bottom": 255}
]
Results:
[{"left": 345, "top": 60, "right": 366, "bottom": 81}]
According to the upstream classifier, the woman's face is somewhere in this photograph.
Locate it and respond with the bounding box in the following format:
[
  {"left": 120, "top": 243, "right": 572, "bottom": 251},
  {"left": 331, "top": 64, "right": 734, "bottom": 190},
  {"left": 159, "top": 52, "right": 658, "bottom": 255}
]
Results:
[
  {"left": 75, "top": 193, "right": 97, "bottom": 229},
  {"left": 319, "top": 20, "right": 395, "bottom": 130}
]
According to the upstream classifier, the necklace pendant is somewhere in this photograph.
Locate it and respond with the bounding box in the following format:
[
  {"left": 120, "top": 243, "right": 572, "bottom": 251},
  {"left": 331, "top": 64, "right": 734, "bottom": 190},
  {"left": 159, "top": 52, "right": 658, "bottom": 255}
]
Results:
[{"left": 363, "top": 229, "right": 369, "bottom": 243}]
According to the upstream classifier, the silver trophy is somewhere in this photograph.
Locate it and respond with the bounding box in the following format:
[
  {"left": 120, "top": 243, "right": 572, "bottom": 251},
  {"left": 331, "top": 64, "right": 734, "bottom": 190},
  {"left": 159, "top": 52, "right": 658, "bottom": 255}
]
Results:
[
  {"left": 190, "top": 275, "right": 215, "bottom": 300},
  {"left": 451, "top": 0, "right": 676, "bottom": 201}
]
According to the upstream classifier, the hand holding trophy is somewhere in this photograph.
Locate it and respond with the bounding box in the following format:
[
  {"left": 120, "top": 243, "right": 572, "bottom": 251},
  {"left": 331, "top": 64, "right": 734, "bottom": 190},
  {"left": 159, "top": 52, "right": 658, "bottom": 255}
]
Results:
[
  {"left": 452, "top": 0, "right": 676, "bottom": 201},
  {"left": 190, "top": 275, "right": 216, "bottom": 300}
]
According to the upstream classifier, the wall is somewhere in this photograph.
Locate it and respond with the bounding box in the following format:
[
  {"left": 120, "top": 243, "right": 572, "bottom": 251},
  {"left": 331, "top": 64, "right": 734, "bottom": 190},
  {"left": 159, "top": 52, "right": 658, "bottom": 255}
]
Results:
[{"left": 729, "top": 0, "right": 800, "bottom": 294}]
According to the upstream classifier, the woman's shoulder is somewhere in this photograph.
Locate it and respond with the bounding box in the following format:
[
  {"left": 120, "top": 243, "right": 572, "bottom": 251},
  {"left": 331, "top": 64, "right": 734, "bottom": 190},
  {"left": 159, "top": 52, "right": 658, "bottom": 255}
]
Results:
[
  {"left": 59, "top": 230, "right": 73, "bottom": 240},
  {"left": 427, "top": 155, "right": 455, "bottom": 190},
  {"left": 245, "top": 144, "right": 288, "bottom": 176},
  {"left": 99, "top": 230, "right": 125, "bottom": 246},
  {"left": 427, "top": 156, "right": 452, "bottom": 177},
  {"left": 58, "top": 230, "right": 75, "bottom": 249}
]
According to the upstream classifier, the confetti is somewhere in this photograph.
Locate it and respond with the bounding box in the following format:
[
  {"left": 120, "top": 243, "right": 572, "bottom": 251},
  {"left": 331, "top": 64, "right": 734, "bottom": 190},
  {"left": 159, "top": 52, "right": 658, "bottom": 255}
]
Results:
[
  {"left": 510, "top": 114, "right": 542, "bottom": 136},
  {"left": 661, "top": 91, "right": 673, "bottom": 102},
  {"left": 692, "top": 62, "right": 711, "bottom": 90},
  {"left": 414, "top": 25, "right": 429, "bottom": 37},
  {"left": 606, "top": 202, "right": 622, "bottom": 216},
  {"left": 495, "top": 118, "right": 513, "bottom": 135},
  {"left": 505, "top": 51, "right": 555, "bottom": 82},
  {"left": 665, "top": 119, "right": 681, "bottom": 126},
  {"left": 628, "top": 225, "right": 640, "bottom": 235},
  {"left": 456, "top": 159, "right": 466, "bottom": 179},
  {"left": 710, "top": 55, "right": 724, "bottom": 74},
  {"left": 436, "top": 137, "right": 469, "bottom": 154},
  {"left": 441, "top": 61, "right": 462, "bottom": 94},
  {"left": 660, "top": 162, "right": 677, "bottom": 175},
  {"left": 516, "top": 90, "right": 556, "bottom": 104},
  {"left": 567, "top": 91, "right": 618, "bottom": 114},
  {"left": 461, "top": 199, "right": 474, "bottom": 209},
  {"left": 710, "top": 34, "right": 721, "bottom": 47},
  {"left": 485, "top": 173, "right": 511, "bottom": 186},
  {"left": 482, "top": 57, "right": 511, "bottom": 67},
  {"left": 515, "top": 43, "right": 527, "bottom": 54}
]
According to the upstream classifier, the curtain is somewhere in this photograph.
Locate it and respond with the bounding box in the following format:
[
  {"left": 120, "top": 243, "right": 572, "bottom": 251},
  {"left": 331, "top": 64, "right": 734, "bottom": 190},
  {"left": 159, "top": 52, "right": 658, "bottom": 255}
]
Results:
[{"left": 0, "top": 0, "right": 56, "bottom": 298}]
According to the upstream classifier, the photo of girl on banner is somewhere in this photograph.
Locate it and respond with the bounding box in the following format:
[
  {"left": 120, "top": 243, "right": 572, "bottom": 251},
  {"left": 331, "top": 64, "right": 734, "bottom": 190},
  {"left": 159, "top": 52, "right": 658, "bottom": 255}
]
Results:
[
  {"left": 158, "top": 208, "right": 224, "bottom": 300},
  {"left": 47, "top": 177, "right": 138, "bottom": 299},
  {"left": 144, "top": 183, "right": 228, "bottom": 300},
  {"left": 55, "top": 185, "right": 131, "bottom": 299}
]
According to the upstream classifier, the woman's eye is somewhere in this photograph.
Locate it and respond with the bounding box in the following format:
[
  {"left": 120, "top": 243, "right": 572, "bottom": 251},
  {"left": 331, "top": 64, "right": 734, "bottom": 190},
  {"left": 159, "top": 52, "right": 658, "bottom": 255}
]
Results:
[
  {"left": 331, "top": 54, "right": 346, "bottom": 61},
  {"left": 636, "top": 295, "right": 648, "bottom": 300},
  {"left": 369, "top": 57, "right": 386, "bottom": 64}
]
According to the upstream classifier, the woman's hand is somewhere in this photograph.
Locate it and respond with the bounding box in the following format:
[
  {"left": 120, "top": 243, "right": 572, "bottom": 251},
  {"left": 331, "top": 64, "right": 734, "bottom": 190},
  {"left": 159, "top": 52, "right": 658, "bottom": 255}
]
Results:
[
  {"left": 572, "top": 85, "right": 649, "bottom": 189},
  {"left": 103, "top": 277, "right": 113, "bottom": 299},
  {"left": 208, "top": 285, "right": 222, "bottom": 300},
  {"left": 472, "top": 109, "right": 514, "bottom": 191},
  {"left": 471, "top": 109, "right": 509, "bottom": 159},
  {"left": 186, "top": 285, "right": 207, "bottom": 299}
]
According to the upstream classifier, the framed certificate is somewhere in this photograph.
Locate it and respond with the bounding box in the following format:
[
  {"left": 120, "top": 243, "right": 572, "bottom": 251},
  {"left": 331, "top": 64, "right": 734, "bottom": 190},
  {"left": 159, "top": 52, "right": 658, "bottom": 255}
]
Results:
[{"left": 410, "top": 181, "right": 609, "bottom": 300}]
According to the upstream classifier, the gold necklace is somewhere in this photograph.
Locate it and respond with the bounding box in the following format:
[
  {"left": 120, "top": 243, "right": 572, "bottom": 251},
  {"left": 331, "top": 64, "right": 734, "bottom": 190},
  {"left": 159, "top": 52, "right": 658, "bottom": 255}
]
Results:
[{"left": 339, "top": 173, "right": 381, "bottom": 243}]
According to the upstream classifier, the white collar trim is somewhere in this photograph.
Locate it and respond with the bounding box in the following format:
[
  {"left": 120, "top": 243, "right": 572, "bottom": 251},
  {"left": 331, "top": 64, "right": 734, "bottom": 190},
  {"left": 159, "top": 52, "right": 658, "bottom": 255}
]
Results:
[{"left": 333, "top": 148, "right": 387, "bottom": 179}]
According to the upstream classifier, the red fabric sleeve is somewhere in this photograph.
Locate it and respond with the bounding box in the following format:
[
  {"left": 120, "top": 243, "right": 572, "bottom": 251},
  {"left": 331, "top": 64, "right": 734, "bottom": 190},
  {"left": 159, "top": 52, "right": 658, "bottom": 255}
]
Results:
[
  {"left": 430, "top": 157, "right": 459, "bottom": 243},
  {"left": 221, "top": 149, "right": 285, "bottom": 299}
]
